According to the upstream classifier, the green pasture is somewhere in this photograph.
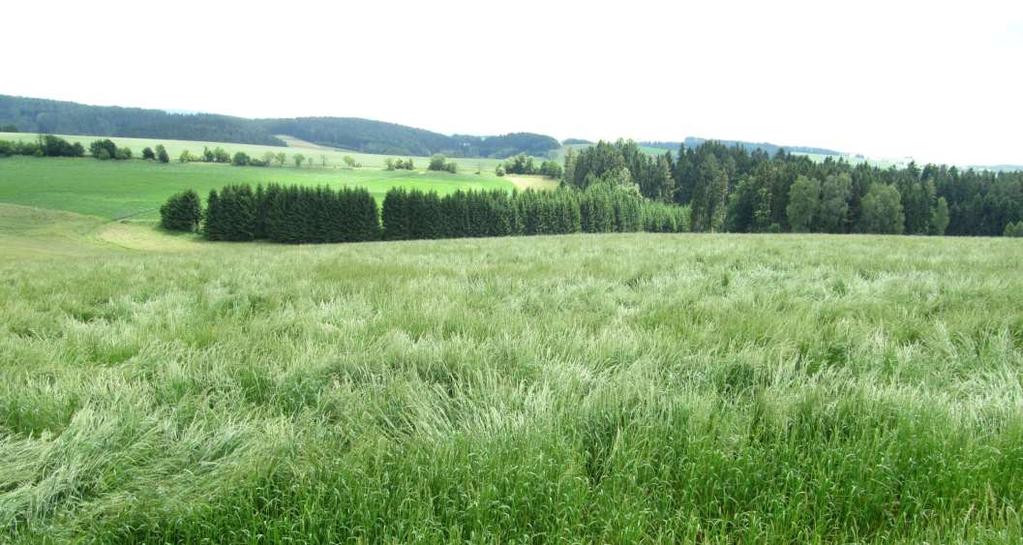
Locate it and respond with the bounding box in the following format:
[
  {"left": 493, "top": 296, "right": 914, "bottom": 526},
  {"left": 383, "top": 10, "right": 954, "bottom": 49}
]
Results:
[{"left": 0, "top": 156, "right": 513, "bottom": 220}]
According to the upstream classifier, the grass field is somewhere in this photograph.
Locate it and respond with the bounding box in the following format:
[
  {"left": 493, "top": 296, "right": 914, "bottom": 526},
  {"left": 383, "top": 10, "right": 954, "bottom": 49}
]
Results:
[
  {"left": 0, "top": 132, "right": 512, "bottom": 171},
  {"left": 0, "top": 155, "right": 514, "bottom": 220},
  {"left": 2, "top": 136, "right": 1023, "bottom": 543},
  {"left": 1, "top": 198, "right": 1022, "bottom": 542}
]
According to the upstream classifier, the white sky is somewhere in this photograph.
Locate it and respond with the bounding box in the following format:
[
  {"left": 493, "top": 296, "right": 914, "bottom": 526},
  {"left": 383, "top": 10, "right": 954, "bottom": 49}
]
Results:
[{"left": 5, "top": 0, "right": 1022, "bottom": 165}]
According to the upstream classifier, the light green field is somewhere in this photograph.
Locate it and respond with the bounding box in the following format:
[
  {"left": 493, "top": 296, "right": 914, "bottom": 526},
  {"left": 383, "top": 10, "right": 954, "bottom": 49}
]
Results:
[
  {"left": 1, "top": 199, "right": 1022, "bottom": 542},
  {"left": 0, "top": 155, "right": 514, "bottom": 220}
]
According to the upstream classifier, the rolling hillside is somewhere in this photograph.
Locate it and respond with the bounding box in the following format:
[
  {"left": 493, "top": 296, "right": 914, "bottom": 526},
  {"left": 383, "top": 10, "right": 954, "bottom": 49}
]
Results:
[{"left": 0, "top": 95, "right": 561, "bottom": 159}]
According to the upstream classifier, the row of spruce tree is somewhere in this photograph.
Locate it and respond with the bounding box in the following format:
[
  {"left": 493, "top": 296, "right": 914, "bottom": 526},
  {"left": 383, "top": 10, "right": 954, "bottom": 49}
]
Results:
[
  {"left": 380, "top": 184, "right": 686, "bottom": 240},
  {"left": 202, "top": 184, "right": 380, "bottom": 243},
  {"left": 161, "top": 183, "right": 689, "bottom": 243}
]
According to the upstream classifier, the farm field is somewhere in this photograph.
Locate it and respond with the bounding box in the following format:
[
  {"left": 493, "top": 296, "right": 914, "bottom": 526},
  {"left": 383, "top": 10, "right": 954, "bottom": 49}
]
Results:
[
  {"left": 0, "top": 131, "right": 515, "bottom": 171},
  {"left": 0, "top": 155, "right": 515, "bottom": 220},
  {"left": 1, "top": 199, "right": 1022, "bottom": 542}
]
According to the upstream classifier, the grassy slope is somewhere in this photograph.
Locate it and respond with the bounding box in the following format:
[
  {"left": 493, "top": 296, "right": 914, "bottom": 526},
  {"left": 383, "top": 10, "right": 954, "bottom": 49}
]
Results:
[
  {"left": 0, "top": 131, "right": 513, "bottom": 171},
  {"left": 0, "top": 156, "right": 513, "bottom": 220},
  {"left": 1, "top": 205, "right": 1022, "bottom": 542}
]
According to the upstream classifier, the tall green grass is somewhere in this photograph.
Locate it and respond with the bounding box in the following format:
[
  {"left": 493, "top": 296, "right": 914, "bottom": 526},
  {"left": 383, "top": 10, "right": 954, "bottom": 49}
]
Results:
[{"left": 1, "top": 229, "right": 1022, "bottom": 543}]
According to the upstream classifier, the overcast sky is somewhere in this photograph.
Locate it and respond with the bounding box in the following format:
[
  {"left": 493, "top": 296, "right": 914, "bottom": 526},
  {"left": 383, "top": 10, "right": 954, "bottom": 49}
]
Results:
[{"left": 6, "top": 1, "right": 1022, "bottom": 164}]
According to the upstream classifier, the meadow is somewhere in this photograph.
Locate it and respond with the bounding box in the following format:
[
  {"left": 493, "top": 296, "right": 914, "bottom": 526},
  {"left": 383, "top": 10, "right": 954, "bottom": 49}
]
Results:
[
  {"left": 0, "top": 155, "right": 515, "bottom": 220},
  {"left": 0, "top": 132, "right": 513, "bottom": 171},
  {"left": 1, "top": 198, "right": 1021, "bottom": 542}
]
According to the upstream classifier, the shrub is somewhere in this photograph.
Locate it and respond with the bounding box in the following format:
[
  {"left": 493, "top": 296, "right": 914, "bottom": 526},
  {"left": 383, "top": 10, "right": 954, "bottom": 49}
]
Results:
[
  {"left": 89, "top": 139, "right": 117, "bottom": 159},
  {"left": 502, "top": 155, "right": 563, "bottom": 179},
  {"left": 159, "top": 189, "right": 202, "bottom": 231},
  {"left": 214, "top": 147, "right": 230, "bottom": 163},
  {"left": 202, "top": 146, "right": 231, "bottom": 163},
  {"left": 155, "top": 145, "right": 169, "bottom": 163},
  {"left": 232, "top": 152, "right": 250, "bottom": 166},
  {"left": 385, "top": 158, "right": 414, "bottom": 171},
  {"left": 641, "top": 202, "right": 689, "bottom": 233},
  {"left": 142, "top": 147, "right": 156, "bottom": 160},
  {"left": 39, "top": 135, "right": 84, "bottom": 157},
  {"left": 428, "top": 154, "right": 457, "bottom": 173},
  {"left": 539, "top": 160, "right": 563, "bottom": 179},
  {"left": 504, "top": 154, "right": 536, "bottom": 175},
  {"left": 1004, "top": 221, "right": 1023, "bottom": 237}
]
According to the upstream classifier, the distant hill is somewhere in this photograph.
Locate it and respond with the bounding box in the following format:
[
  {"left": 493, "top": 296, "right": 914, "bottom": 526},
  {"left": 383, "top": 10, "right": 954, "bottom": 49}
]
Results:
[
  {"left": 642, "top": 138, "right": 843, "bottom": 157},
  {"left": 969, "top": 164, "right": 1023, "bottom": 173},
  {"left": 0, "top": 95, "right": 285, "bottom": 146},
  {"left": 0, "top": 95, "right": 561, "bottom": 158},
  {"left": 260, "top": 116, "right": 559, "bottom": 158}
]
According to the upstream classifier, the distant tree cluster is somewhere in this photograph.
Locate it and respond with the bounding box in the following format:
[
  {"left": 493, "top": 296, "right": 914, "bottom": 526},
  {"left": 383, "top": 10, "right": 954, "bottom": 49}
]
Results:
[
  {"left": 428, "top": 154, "right": 458, "bottom": 173},
  {"left": 501, "top": 154, "right": 564, "bottom": 179},
  {"left": 159, "top": 189, "right": 202, "bottom": 231},
  {"left": 202, "top": 184, "right": 378, "bottom": 243},
  {"left": 0, "top": 135, "right": 179, "bottom": 164},
  {"left": 566, "top": 142, "right": 675, "bottom": 204},
  {"left": 175, "top": 145, "right": 287, "bottom": 167},
  {"left": 88, "top": 139, "right": 133, "bottom": 160},
  {"left": 202, "top": 146, "right": 231, "bottom": 163},
  {"left": 230, "top": 151, "right": 271, "bottom": 167},
  {"left": 385, "top": 158, "right": 415, "bottom": 170},
  {"left": 568, "top": 139, "right": 1023, "bottom": 236},
  {"left": 0, "top": 124, "right": 18, "bottom": 132},
  {"left": 0, "top": 135, "right": 84, "bottom": 158},
  {"left": 142, "top": 145, "right": 170, "bottom": 163}
]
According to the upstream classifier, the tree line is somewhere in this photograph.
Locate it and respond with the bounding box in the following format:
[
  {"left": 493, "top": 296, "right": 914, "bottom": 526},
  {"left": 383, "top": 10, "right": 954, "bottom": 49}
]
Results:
[
  {"left": 0, "top": 134, "right": 178, "bottom": 164},
  {"left": 202, "top": 184, "right": 380, "bottom": 243},
  {"left": 0, "top": 95, "right": 566, "bottom": 159},
  {"left": 0, "top": 135, "right": 85, "bottom": 158},
  {"left": 565, "top": 140, "right": 1023, "bottom": 236},
  {"left": 161, "top": 183, "right": 689, "bottom": 243},
  {"left": 0, "top": 134, "right": 349, "bottom": 171},
  {"left": 0, "top": 95, "right": 285, "bottom": 146},
  {"left": 380, "top": 182, "right": 690, "bottom": 239}
]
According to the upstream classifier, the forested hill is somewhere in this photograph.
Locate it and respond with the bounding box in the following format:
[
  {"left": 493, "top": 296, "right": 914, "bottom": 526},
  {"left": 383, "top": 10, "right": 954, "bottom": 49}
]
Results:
[
  {"left": 643, "top": 138, "right": 843, "bottom": 157},
  {"left": 0, "top": 95, "right": 562, "bottom": 158},
  {"left": 259, "top": 117, "right": 560, "bottom": 158},
  {"left": 0, "top": 95, "right": 285, "bottom": 146}
]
